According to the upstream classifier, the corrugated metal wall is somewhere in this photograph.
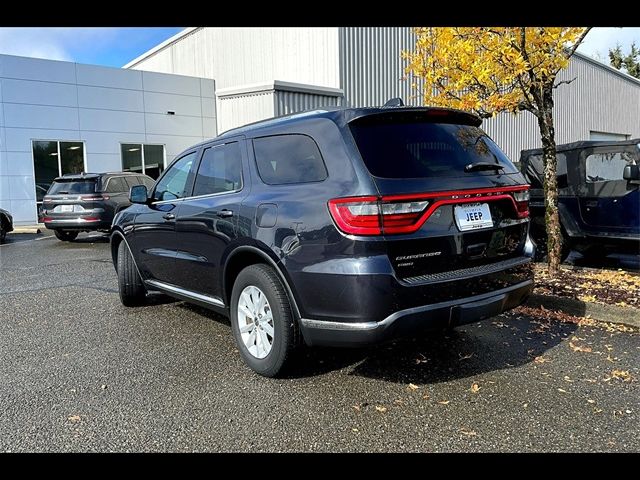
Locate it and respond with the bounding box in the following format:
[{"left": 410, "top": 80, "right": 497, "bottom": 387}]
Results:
[
  {"left": 339, "top": 27, "right": 417, "bottom": 107},
  {"left": 274, "top": 90, "right": 342, "bottom": 116},
  {"left": 217, "top": 91, "right": 275, "bottom": 134},
  {"left": 128, "top": 27, "right": 340, "bottom": 90}
]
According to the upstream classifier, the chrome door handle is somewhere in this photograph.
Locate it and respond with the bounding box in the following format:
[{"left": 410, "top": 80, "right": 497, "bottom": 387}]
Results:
[
  {"left": 163, "top": 213, "right": 176, "bottom": 220},
  {"left": 215, "top": 210, "right": 234, "bottom": 218}
]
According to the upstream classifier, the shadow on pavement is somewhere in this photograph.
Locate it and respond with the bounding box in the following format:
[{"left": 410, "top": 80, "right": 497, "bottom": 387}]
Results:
[
  {"left": 565, "top": 251, "right": 640, "bottom": 272},
  {"left": 69, "top": 233, "right": 110, "bottom": 244},
  {"left": 283, "top": 314, "right": 578, "bottom": 383}
]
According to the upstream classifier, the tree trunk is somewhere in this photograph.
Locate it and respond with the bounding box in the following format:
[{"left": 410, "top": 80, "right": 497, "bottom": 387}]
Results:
[{"left": 535, "top": 85, "right": 562, "bottom": 276}]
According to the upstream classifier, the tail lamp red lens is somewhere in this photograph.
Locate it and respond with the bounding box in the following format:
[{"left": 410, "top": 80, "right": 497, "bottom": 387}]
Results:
[{"left": 328, "top": 186, "right": 530, "bottom": 235}]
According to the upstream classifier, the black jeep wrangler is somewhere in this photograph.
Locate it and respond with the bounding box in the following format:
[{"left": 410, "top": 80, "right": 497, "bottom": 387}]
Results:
[{"left": 520, "top": 139, "right": 640, "bottom": 261}]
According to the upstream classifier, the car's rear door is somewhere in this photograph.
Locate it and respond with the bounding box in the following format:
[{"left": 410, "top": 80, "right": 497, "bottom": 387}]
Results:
[
  {"left": 172, "top": 138, "right": 248, "bottom": 298},
  {"left": 128, "top": 150, "right": 199, "bottom": 284}
]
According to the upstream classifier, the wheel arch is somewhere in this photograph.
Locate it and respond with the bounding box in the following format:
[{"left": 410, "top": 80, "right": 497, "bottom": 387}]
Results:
[{"left": 223, "top": 245, "right": 302, "bottom": 320}]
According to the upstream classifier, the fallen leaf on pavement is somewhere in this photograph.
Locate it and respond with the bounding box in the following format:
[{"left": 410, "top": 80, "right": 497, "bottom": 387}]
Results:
[
  {"left": 569, "top": 340, "right": 592, "bottom": 353},
  {"left": 523, "top": 403, "right": 528, "bottom": 408},
  {"left": 563, "top": 376, "right": 573, "bottom": 383},
  {"left": 458, "top": 353, "right": 474, "bottom": 361},
  {"left": 375, "top": 405, "right": 387, "bottom": 413},
  {"left": 352, "top": 404, "right": 361, "bottom": 412},
  {"left": 394, "top": 399, "right": 404, "bottom": 405},
  {"left": 557, "top": 388, "right": 568, "bottom": 393},
  {"left": 587, "top": 399, "right": 596, "bottom": 404},
  {"left": 407, "top": 383, "right": 419, "bottom": 391},
  {"left": 422, "top": 393, "right": 430, "bottom": 400},
  {"left": 351, "top": 428, "right": 359, "bottom": 433},
  {"left": 437, "top": 400, "right": 450, "bottom": 405},
  {"left": 470, "top": 383, "right": 480, "bottom": 394},
  {"left": 460, "top": 428, "right": 477, "bottom": 436},
  {"left": 534, "top": 356, "right": 549, "bottom": 364},
  {"left": 611, "top": 370, "right": 632, "bottom": 382},
  {"left": 68, "top": 415, "right": 81, "bottom": 423}
]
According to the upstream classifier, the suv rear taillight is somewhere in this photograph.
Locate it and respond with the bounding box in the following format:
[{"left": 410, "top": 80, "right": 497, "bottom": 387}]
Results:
[
  {"left": 511, "top": 190, "right": 529, "bottom": 218},
  {"left": 329, "top": 186, "right": 530, "bottom": 235},
  {"left": 328, "top": 197, "right": 430, "bottom": 235}
]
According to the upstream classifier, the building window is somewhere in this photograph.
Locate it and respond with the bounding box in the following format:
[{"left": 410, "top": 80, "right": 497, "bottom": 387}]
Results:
[
  {"left": 32, "top": 140, "right": 85, "bottom": 203},
  {"left": 121, "top": 144, "right": 166, "bottom": 179}
]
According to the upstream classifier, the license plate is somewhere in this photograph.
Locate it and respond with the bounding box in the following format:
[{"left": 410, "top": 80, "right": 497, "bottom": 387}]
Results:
[
  {"left": 454, "top": 203, "right": 493, "bottom": 231},
  {"left": 60, "top": 205, "right": 74, "bottom": 212}
]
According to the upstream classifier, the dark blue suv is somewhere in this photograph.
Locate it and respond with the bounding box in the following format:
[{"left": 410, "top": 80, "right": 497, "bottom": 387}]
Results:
[
  {"left": 521, "top": 139, "right": 640, "bottom": 260},
  {"left": 111, "top": 106, "right": 535, "bottom": 377}
]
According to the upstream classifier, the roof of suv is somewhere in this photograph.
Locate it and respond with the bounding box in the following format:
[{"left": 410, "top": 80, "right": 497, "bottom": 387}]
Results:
[
  {"left": 195, "top": 106, "right": 482, "bottom": 148},
  {"left": 522, "top": 138, "right": 640, "bottom": 155},
  {"left": 53, "top": 172, "right": 148, "bottom": 181}
]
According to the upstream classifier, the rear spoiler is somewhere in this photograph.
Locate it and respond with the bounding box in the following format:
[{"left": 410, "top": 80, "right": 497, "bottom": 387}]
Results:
[{"left": 348, "top": 108, "right": 482, "bottom": 127}]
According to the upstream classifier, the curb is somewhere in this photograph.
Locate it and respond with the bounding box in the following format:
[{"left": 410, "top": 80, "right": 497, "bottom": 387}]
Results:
[
  {"left": 526, "top": 293, "right": 640, "bottom": 329},
  {"left": 11, "top": 224, "right": 45, "bottom": 234}
]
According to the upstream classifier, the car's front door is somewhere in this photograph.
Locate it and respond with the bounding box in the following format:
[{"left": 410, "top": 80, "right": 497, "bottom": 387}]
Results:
[
  {"left": 130, "top": 150, "right": 198, "bottom": 283},
  {"left": 173, "top": 139, "right": 248, "bottom": 299}
]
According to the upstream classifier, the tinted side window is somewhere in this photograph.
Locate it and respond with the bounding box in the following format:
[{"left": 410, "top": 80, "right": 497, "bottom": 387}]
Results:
[
  {"left": 253, "top": 135, "right": 328, "bottom": 185},
  {"left": 154, "top": 152, "right": 197, "bottom": 201},
  {"left": 193, "top": 143, "right": 243, "bottom": 196},
  {"left": 123, "top": 176, "right": 139, "bottom": 189},
  {"left": 105, "top": 177, "right": 127, "bottom": 193},
  {"left": 523, "top": 153, "right": 568, "bottom": 189},
  {"left": 139, "top": 176, "right": 156, "bottom": 190},
  {"left": 585, "top": 151, "right": 635, "bottom": 183}
]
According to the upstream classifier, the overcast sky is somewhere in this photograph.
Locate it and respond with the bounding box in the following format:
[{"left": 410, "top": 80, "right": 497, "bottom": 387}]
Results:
[{"left": 0, "top": 27, "right": 637, "bottom": 69}]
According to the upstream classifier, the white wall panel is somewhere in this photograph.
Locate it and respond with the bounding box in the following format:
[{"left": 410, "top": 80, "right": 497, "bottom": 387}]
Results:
[
  {"left": 144, "top": 113, "right": 202, "bottom": 137},
  {"left": 10, "top": 199, "right": 36, "bottom": 223},
  {"left": 76, "top": 63, "right": 143, "bottom": 90},
  {"left": 143, "top": 91, "right": 202, "bottom": 116},
  {"left": 79, "top": 109, "right": 145, "bottom": 133},
  {"left": 0, "top": 55, "right": 76, "bottom": 84},
  {"left": 200, "top": 97, "right": 215, "bottom": 117},
  {"left": 77, "top": 85, "right": 144, "bottom": 111},
  {"left": 86, "top": 153, "right": 122, "bottom": 173},
  {"left": 1, "top": 78, "right": 78, "bottom": 107},
  {"left": 3, "top": 104, "right": 80, "bottom": 130},
  {"left": 0, "top": 176, "right": 9, "bottom": 200},
  {"left": 142, "top": 71, "right": 201, "bottom": 96},
  {"left": 9, "top": 175, "right": 35, "bottom": 200},
  {"left": 202, "top": 117, "right": 216, "bottom": 138},
  {"left": 200, "top": 78, "right": 215, "bottom": 97},
  {"left": 5, "top": 151, "right": 33, "bottom": 176}
]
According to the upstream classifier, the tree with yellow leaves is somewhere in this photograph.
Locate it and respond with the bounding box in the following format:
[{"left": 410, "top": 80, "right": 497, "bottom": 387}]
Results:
[{"left": 403, "top": 27, "right": 591, "bottom": 275}]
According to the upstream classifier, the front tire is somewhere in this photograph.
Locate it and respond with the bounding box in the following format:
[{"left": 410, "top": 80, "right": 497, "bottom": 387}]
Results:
[
  {"left": 230, "top": 264, "right": 299, "bottom": 377},
  {"left": 54, "top": 230, "right": 78, "bottom": 241},
  {"left": 116, "top": 240, "right": 147, "bottom": 307},
  {"left": 0, "top": 223, "right": 5, "bottom": 243}
]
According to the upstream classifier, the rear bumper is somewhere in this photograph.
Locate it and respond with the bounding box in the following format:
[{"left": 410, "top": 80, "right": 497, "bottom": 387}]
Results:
[
  {"left": 44, "top": 216, "right": 111, "bottom": 230},
  {"left": 300, "top": 279, "right": 533, "bottom": 347}
]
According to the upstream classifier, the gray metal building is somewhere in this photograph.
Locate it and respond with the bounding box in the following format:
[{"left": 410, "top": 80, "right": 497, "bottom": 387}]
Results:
[{"left": 126, "top": 27, "right": 640, "bottom": 162}]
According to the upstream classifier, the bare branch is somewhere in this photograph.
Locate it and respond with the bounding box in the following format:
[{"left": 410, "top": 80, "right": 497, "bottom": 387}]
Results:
[
  {"left": 566, "top": 27, "right": 592, "bottom": 59},
  {"left": 553, "top": 77, "right": 577, "bottom": 89}
]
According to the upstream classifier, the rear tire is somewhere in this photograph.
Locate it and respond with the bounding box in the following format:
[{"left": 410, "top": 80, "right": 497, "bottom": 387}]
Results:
[
  {"left": 230, "top": 264, "right": 299, "bottom": 377},
  {"left": 54, "top": 230, "right": 78, "bottom": 242},
  {"left": 117, "top": 240, "right": 147, "bottom": 307}
]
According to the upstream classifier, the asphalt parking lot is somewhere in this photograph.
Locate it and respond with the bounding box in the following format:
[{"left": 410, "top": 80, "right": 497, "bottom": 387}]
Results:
[{"left": 0, "top": 230, "right": 638, "bottom": 452}]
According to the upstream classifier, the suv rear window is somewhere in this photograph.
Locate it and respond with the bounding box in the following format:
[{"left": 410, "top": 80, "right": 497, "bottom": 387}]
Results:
[
  {"left": 48, "top": 180, "right": 96, "bottom": 194},
  {"left": 349, "top": 120, "right": 517, "bottom": 178}
]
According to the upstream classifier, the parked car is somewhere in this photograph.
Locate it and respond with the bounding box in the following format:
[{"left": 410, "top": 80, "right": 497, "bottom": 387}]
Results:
[
  {"left": 0, "top": 208, "right": 13, "bottom": 243},
  {"left": 43, "top": 172, "right": 155, "bottom": 241},
  {"left": 111, "top": 105, "right": 535, "bottom": 377},
  {"left": 520, "top": 139, "right": 640, "bottom": 261}
]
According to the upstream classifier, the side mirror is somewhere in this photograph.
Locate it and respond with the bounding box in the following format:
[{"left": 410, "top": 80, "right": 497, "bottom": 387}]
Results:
[
  {"left": 129, "top": 184, "right": 149, "bottom": 204},
  {"left": 623, "top": 165, "right": 640, "bottom": 181}
]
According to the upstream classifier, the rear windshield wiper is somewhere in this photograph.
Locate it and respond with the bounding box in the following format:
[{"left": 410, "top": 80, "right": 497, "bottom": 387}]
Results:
[{"left": 464, "top": 162, "right": 504, "bottom": 173}]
